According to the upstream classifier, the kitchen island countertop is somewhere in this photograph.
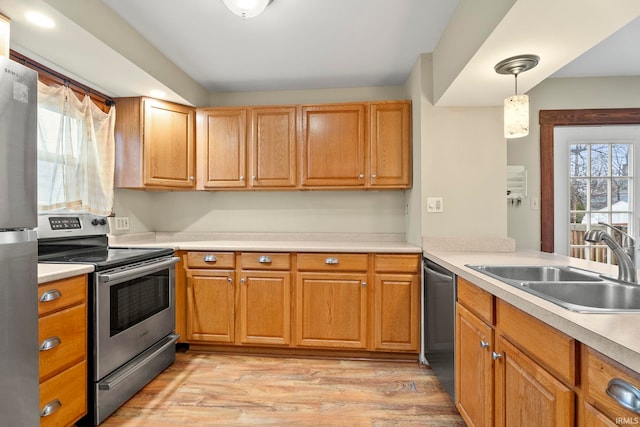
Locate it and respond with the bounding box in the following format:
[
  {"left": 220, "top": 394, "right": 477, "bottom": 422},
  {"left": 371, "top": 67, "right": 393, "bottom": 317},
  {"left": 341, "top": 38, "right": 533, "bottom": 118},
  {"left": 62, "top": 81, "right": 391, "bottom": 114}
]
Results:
[{"left": 424, "top": 248, "right": 640, "bottom": 374}]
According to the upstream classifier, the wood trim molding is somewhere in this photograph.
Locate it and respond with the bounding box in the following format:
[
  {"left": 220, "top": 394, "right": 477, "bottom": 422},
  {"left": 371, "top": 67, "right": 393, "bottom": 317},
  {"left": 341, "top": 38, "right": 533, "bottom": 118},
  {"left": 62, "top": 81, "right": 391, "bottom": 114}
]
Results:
[{"left": 539, "top": 108, "right": 640, "bottom": 253}]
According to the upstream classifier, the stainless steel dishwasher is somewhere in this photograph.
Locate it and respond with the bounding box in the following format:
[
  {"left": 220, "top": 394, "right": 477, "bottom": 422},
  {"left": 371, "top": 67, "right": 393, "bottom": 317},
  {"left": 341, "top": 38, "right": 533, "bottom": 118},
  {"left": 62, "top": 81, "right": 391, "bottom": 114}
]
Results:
[{"left": 420, "top": 258, "right": 456, "bottom": 401}]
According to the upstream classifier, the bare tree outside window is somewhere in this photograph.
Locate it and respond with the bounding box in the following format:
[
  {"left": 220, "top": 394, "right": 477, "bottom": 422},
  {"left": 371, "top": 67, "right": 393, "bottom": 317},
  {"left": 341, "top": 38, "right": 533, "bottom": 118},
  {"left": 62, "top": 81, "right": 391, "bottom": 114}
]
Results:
[{"left": 568, "top": 142, "right": 632, "bottom": 264}]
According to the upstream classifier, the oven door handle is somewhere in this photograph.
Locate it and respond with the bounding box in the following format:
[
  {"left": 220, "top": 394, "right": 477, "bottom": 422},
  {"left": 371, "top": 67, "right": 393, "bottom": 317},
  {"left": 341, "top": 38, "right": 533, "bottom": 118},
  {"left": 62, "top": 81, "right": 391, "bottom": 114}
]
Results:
[{"left": 99, "top": 257, "right": 180, "bottom": 284}]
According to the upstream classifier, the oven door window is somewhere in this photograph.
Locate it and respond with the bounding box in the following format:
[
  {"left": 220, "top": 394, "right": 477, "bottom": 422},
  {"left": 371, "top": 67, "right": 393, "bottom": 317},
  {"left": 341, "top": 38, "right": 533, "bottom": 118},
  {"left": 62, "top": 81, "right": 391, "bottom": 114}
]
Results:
[{"left": 110, "top": 270, "right": 170, "bottom": 337}]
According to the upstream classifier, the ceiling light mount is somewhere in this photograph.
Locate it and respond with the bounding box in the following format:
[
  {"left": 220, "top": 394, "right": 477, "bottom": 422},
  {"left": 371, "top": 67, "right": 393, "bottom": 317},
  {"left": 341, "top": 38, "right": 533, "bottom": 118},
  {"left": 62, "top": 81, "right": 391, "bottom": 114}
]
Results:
[
  {"left": 495, "top": 54, "right": 540, "bottom": 139},
  {"left": 222, "top": 0, "right": 273, "bottom": 19},
  {"left": 494, "top": 54, "right": 539, "bottom": 76}
]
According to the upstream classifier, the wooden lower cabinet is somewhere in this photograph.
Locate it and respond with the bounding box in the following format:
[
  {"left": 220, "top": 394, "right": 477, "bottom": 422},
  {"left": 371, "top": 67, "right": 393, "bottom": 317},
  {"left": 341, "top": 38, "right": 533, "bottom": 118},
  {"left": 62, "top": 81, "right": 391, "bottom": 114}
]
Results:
[
  {"left": 582, "top": 402, "right": 617, "bottom": 427},
  {"left": 582, "top": 346, "right": 640, "bottom": 426},
  {"left": 37, "top": 275, "right": 87, "bottom": 426},
  {"left": 455, "top": 302, "right": 494, "bottom": 427},
  {"left": 295, "top": 272, "right": 368, "bottom": 349},
  {"left": 372, "top": 254, "right": 420, "bottom": 352},
  {"left": 186, "top": 268, "right": 235, "bottom": 343},
  {"left": 181, "top": 251, "right": 420, "bottom": 354},
  {"left": 455, "top": 278, "right": 576, "bottom": 427},
  {"left": 494, "top": 335, "right": 574, "bottom": 427},
  {"left": 239, "top": 268, "right": 291, "bottom": 346}
]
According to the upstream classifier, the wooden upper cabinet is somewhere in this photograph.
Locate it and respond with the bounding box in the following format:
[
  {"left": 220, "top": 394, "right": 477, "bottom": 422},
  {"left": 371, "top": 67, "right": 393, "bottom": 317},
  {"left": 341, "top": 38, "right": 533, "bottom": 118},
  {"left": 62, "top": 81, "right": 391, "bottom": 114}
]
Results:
[
  {"left": 301, "top": 103, "right": 367, "bottom": 188},
  {"left": 250, "top": 106, "right": 297, "bottom": 188},
  {"left": 196, "top": 108, "right": 247, "bottom": 189},
  {"left": 115, "top": 97, "right": 195, "bottom": 189},
  {"left": 369, "top": 101, "right": 411, "bottom": 188},
  {"left": 197, "top": 106, "right": 297, "bottom": 189}
]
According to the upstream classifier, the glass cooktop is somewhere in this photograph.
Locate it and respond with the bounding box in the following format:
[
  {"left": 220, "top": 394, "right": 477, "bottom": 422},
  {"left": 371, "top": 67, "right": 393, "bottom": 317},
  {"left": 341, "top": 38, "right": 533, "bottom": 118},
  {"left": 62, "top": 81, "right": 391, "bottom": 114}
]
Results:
[{"left": 38, "top": 246, "right": 174, "bottom": 270}]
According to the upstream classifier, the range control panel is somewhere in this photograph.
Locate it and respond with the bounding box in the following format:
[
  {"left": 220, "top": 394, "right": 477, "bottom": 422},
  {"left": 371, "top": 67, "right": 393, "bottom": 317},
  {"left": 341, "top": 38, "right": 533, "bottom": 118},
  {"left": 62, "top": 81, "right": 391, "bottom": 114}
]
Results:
[
  {"left": 48, "top": 216, "right": 82, "bottom": 230},
  {"left": 37, "top": 213, "right": 110, "bottom": 239}
]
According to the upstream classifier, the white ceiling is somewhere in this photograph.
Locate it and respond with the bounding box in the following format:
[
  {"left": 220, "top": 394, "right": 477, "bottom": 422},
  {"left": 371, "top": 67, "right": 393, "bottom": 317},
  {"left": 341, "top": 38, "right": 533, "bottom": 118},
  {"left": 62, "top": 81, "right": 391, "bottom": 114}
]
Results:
[
  {"left": 1, "top": 0, "right": 640, "bottom": 106},
  {"left": 101, "top": 0, "right": 459, "bottom": 93}
]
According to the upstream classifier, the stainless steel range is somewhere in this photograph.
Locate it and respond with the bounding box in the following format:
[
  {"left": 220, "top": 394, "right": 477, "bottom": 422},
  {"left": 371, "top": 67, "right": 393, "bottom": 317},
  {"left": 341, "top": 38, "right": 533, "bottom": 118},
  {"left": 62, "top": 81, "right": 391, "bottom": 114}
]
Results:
[{"left": 37, "top": 213, "right": 179, "bottom": 425}]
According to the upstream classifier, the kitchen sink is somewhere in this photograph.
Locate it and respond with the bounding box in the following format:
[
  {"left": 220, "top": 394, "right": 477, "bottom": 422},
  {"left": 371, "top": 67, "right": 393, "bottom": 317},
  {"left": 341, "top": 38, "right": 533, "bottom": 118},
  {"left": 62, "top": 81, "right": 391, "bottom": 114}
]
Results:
[
  {"left": 466, "top": 264, "right": 640, "bottom": 313},
  {"left": 520, "top": 281, "right": 640, "bottom": 312},
  {"left": 467, "top": 265, "right": 603, "bottom": 283}
]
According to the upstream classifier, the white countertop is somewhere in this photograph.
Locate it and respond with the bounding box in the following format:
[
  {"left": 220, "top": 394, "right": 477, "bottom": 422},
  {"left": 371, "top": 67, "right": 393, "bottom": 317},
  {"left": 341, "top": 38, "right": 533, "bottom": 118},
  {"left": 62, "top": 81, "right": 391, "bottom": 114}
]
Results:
[
  {"left": 424, "top": 249, "right": 640, "bottom": 373},
  {"left": 109, "top": 232, "right": 422, "bottom": 253},
  {"left": 38, "top": 263, "right": 94, "bottom": 284}
]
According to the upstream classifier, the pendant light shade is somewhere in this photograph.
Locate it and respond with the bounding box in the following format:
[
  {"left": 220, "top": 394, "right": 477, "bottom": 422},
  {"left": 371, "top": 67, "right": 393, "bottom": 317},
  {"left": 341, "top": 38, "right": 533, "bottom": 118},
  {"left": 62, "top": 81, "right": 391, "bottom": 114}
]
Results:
[
  {"left": 222, "top": 0, "right": 272, "bottom": 18},
  {"left": 503, "top": 94, "right": 529, "bottom": 139},
  {"left": 495, "top": 55, "right": 539, "bottom": 139}
]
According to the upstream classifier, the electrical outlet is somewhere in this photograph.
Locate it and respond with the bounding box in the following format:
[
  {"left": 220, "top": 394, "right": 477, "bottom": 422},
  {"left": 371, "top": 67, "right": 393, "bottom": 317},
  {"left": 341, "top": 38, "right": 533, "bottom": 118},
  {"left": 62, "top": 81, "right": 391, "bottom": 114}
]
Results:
[
  {"left": 426, "top": 197, "right": 444, "bottom": 213},
  {"left": 114, "top": 217, "right": 130, "bottom": 231}
]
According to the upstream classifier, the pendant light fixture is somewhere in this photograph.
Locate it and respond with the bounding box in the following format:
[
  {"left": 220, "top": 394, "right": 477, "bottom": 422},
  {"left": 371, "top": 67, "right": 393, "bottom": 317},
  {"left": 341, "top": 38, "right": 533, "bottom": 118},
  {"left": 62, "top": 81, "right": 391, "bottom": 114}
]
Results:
[
  {"left": 222, "top": 0, "right": 273, "bottom": 18},
  {"left": 494, "top": 54, "right": 539, "bottom": 139}
]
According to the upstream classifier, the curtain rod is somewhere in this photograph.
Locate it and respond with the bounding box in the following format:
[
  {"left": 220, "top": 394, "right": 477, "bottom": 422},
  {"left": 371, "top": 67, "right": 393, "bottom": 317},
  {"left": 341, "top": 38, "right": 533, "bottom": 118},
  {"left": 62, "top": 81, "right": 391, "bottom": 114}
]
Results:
[{"left": 10, "top": 50, "right": 115, "bottom": 107}]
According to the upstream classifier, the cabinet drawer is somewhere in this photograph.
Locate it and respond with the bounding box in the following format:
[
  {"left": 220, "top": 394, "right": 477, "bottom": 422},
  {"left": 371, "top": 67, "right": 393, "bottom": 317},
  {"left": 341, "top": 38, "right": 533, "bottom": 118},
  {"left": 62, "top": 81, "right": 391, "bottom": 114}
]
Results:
[
  {"left": 457, "top": 277, "right": 494, "bottom": 325},
  {"left": 186, "top": 252, "right": 235, "bottom": 269},
  {"left": 38, "top": 275, "right": 86, "bottom": 316},
  {"left": 585, "top": 346, "right": 640, "bottom": 421},
  {"left": 497, "top": 300, "right": 577, "bottom": 386},
  {"left": 40, "top": 360, "right": 87, "bottom": 427},
  {"left": 39, "top": 304, "right": 87, "bottom": 381},
  {"left": 374, "top": 254, "right": 420, "bottom": 273},
  {"left": 239, "top": 252, "right": 290, "bottom": 270},
  {"left": 297, "top": 253, "right": 368, "bottom": 272}
]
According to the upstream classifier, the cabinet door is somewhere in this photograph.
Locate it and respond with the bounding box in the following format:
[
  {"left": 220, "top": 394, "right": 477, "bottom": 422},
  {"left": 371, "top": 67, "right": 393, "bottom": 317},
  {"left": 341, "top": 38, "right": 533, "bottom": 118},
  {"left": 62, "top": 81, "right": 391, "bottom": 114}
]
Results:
[
  {"left": 143, "top": 98, "right": 195, "bottom": 188},
  {"left": 372, "top": 273, "right": 419, "bottom": 351},
  {"left": 582, "top": 402, "right": 617, "bottom": 427},
  {"left": 455, "top": 303, "right": 494, "bottom": 427},
  {"left": 197, "top": 108, "right": 247, "bottom": 189},
  {"left": 238, "top": 270, "right": 291, "bottom": 345},
  {"left": 296, "top": 272, "right": 367, "bottom": 348},
  {"left": 300, "top": 104, "right": 366, "bottom": 187},
  {"left": 250, "top": 107, "right": 297, "bottom": 188},
  {"left": 494, "top": 335, "right": 574, "bottom": 427},
  {"left": 186, "top": 270, "right": 235, "bottom": 342},
  {"left": 369, "top": 102, "right": 411, "bottom": 188}
]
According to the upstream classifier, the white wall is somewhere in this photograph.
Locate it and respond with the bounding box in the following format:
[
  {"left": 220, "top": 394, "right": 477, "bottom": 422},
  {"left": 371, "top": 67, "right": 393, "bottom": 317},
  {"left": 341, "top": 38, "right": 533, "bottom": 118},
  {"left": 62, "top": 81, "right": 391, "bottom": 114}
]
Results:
[
  {"left": 403, "top": 55, "right": 425, "bottom": 245},
  {"left": 507, "top": 76, "right": 640, "bottom": 250},
  {"left": 417, "top": 54, "right": 507, "bottom": 239}
]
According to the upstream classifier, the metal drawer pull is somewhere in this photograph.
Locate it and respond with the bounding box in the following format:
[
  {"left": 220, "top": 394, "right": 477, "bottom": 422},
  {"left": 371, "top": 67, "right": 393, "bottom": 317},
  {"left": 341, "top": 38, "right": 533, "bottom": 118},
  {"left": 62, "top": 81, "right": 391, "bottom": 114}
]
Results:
[
  {"left": 606, "top": 378, "right": 640, "bottom": 414},
  {"left": 39, "top": 336, "right": 62, "bottom": 352},
  {"left": 39, "top": 289, "right": 62, "bottom": 303},
  {"left": 325, "top": 257, "right": 339, "bottom": 265},
  {"left": 480, "top": 340, "right": 490, "bottom": 349},
  {"left": 258, "top": 256, "right": 272, "bottom": 264},
  {"left": 492, "top": 352, "right": 502, "bottom": 360},
  {"left": 40, "top": 399, "right": 62, "bottom": 417},
  {"left": 362, "top": 281, "right": 367, "bottom": 287},
  {"left": 203, "top": 255, "right": 217, "bottom": 263}
]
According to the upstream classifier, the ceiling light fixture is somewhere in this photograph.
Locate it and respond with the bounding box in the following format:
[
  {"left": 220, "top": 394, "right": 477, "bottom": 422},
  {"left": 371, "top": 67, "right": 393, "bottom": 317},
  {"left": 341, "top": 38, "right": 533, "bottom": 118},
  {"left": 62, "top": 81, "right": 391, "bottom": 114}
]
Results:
[
  {"left": 222, "top": 0, "right": 273, "bottom": 19},
  {"left": 494, "top": 54, "right": 539, "bottom": 139},
  {"left": 25, "top": 11, "right": 55, "bottom": 29}
]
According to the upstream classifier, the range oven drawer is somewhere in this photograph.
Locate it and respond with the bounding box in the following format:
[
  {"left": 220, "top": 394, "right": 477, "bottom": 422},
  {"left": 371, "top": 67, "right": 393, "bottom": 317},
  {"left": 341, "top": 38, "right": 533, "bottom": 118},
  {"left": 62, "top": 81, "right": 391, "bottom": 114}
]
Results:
[{"left": 92, "top": 333, "right": 178, "bottom": 425}]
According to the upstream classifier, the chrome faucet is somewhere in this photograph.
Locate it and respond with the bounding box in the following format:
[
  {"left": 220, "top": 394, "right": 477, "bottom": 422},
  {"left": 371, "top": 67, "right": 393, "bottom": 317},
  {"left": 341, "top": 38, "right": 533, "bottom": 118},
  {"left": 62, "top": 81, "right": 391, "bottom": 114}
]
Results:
[{"left": 584, "top": 222, "right": 637, "bottom": 284}]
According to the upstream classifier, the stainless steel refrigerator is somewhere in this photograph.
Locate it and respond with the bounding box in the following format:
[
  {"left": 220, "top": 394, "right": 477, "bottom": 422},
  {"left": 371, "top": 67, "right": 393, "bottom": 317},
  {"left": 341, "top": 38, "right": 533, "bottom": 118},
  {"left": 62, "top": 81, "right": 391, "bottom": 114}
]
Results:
[{"left": 0, "top": 56, "right": 39, "bottom": 426}]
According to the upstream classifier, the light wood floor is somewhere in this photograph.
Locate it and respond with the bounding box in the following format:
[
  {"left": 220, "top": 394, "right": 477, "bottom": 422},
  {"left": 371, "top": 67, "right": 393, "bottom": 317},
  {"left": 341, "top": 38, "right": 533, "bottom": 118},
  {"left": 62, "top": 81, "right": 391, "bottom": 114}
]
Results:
[{"left": 101, "top": 351, "right": 464, "bottom": 426}]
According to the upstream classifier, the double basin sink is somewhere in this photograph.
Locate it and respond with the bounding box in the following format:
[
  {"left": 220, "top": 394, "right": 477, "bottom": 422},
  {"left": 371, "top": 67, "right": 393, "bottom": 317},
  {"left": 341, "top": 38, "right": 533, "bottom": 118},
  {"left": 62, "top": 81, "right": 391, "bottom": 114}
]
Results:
[{"left": 466, "top": 264, "right": 640, "bottom": 313}]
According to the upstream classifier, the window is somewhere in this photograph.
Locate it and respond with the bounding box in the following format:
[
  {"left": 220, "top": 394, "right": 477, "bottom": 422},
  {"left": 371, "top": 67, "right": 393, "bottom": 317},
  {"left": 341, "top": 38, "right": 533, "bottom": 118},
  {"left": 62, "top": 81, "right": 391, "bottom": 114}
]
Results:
[
  {"left": 555, "top": 126, "right": 638, "bottom": 265},
  {"left": 37, "top": 83, "right": 116, "bottom": 215}
]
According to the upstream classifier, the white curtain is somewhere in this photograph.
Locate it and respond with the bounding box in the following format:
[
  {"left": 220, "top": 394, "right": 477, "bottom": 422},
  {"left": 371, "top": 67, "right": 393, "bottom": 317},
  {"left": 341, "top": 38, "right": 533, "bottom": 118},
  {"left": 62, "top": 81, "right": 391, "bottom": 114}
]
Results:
[{"left": 37, "top": 82, "right": 116, "bottom": 215}]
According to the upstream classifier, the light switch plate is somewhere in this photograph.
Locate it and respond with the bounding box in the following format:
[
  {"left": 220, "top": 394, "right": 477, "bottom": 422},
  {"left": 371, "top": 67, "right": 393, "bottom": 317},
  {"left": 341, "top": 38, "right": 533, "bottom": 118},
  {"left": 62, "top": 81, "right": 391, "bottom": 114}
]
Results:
[{"left": 427, "top": 197, "right": 444, "bottom": 213}]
